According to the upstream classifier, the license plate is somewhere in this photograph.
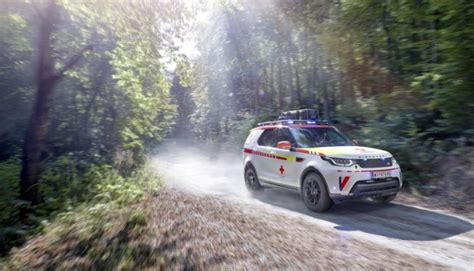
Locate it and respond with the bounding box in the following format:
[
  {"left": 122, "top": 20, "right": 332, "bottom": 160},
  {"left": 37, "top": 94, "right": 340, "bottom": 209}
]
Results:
[{"left": 372, "top": 171, "right": 391, "bottom": 179}]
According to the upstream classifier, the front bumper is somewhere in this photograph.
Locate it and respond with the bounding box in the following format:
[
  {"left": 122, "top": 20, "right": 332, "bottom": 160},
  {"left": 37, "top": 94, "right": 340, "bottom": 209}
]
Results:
[
  {"left": 317, "top": 161, "right": 402, "bottom": 202},
  {"left": 330, "top": 177, "right": 400, "bottom": 202}
]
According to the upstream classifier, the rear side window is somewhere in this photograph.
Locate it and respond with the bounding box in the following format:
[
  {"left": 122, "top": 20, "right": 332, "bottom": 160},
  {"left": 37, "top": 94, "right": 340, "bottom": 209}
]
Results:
[{"left": 244, "top": 130, "right": 259, "bottom": 145}]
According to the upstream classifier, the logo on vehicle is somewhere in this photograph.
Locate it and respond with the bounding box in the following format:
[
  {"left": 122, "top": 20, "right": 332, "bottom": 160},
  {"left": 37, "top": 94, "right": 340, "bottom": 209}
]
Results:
[{"left": 279, "top": 165, "right": 285, "bottom": 175}]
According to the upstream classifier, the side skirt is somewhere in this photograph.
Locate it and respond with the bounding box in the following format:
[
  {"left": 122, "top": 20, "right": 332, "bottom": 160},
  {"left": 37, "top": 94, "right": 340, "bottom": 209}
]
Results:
[{"left": 260, "top": 179, "right": 299, "bottom": 191}]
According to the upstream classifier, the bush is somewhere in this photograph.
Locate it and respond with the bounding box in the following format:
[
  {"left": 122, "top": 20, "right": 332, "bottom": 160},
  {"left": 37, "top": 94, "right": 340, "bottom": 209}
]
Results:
[
  {"left": 0, "top": 153, "right": 161, "bottom": 256},
  {"left": 334, "top": 95, "right": 471, "bottom": 192},
  {"left": 0, "top": 157, "right": 21, "bottom": 225}
]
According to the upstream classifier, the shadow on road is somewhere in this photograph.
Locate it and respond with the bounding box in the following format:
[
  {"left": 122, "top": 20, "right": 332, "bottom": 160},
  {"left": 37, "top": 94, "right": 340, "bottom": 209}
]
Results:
[{"left": 254, "top": 188, "right": 474, "bottom": 241}]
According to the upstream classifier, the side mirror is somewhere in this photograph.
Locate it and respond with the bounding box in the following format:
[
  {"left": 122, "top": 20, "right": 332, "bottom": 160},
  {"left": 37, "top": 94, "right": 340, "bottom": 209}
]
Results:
[
  {"left": 352, "top": 139, "right": 359, "bottom": 145},
  {"left": 277, "top": 141, "right": 292, "bottom": 150}
]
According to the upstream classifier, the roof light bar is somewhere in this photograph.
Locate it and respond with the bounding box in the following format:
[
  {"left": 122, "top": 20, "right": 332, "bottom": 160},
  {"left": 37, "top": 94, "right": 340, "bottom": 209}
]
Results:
[
  {"left": 257, "top": 109, "right": 330, "bottom": 127},
  {"left": 257, "top": 119, "right": 330, "bottom": 127}
]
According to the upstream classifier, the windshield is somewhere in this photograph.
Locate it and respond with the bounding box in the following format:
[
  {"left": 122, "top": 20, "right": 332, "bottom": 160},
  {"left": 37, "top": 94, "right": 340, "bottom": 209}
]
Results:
[{"left": 290, "top": 127, "right": 353, "bottom": 148}]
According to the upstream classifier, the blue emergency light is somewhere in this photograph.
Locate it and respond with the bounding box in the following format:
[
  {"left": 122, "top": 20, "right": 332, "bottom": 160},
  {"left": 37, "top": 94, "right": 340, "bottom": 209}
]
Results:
[{"left": 257, "top": 109, "right": 330, "bottom": 126}]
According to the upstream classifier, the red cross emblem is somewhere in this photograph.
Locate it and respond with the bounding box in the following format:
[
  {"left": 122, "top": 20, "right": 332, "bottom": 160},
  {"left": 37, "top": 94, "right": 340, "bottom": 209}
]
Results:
[{"left": 279, "top": 165, "right": 285, "bottom": 175}]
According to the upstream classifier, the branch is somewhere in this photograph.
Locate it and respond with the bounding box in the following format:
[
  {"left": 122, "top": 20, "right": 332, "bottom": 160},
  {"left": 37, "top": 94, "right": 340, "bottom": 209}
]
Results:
[{"left": 53, "top": 44, "right": 93, "bottom": 81}]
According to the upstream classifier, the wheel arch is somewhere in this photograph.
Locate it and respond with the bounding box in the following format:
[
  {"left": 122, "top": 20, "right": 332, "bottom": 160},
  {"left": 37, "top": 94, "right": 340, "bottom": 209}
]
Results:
[
  {"left": 244, "top": 161, "right": 255, "bottom": 170},
  {"left": 244, "top": 161, "right": 257, "bottom": 177},
  {"left": 300, "top": 166, "right": 329, "bottom": 193}
]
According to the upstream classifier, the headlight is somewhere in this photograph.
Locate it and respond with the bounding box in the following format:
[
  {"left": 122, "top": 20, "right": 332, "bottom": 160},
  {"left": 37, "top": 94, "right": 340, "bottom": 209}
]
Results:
[{"left": 322, "top": 156, "right": 354, "bottom": 167}]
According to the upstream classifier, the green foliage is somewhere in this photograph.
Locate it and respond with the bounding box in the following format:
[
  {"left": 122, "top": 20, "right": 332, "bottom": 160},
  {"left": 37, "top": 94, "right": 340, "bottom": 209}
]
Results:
[
  {"left": 335, "top": 92, "right": 454, "bottom": 187},
  {"left": 332, "top": 0, "right": 474, "bottom": 135},
  {"left": 0, "top": 155, "right": 160, "bottom": 256},
  {"left": 0, "top": 158, "right": 21, "bottom": 225},
  {"left": 0, "top": 0, "right": 473, "bottom": 260},
  {"left": 187, "top": 0, "right": 473, "bottom": 193},
  {"left": 3, "top": 163, "right": 158, "bottom": 270}
]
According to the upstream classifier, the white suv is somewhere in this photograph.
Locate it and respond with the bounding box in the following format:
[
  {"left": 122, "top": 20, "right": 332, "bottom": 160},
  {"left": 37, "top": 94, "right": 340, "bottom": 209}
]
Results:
[{"left": 243, "top": 113, "right": 402, "bottom": 212}]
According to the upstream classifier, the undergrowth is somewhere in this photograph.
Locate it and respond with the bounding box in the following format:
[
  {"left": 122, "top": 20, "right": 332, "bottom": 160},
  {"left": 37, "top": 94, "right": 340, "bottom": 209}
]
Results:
[{"left": 0, "top": 154, "right": 161, "bottom": 264}]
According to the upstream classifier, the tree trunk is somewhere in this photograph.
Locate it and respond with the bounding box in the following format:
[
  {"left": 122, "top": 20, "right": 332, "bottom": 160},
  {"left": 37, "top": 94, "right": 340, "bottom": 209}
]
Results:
[
  {"left": 294, "top": 63, "right": 302, "bottom": 107},
  {"left": 317, "top": 51, "right": 330, "bottom": 122},
  {"left": 269, "top": 62, "right": 275, "bottom": 106},
  {"left": 286, "top": 51, "right": 294, "bottom": 108},
  {"left": 20, "top": 0, "right": 91, "bottom": 204},
  {"left": 20, "top": 0, "right": 57, "bottom": 204},
  {"left": 278, "top": 56, "right": 284, "bottom": 110}
]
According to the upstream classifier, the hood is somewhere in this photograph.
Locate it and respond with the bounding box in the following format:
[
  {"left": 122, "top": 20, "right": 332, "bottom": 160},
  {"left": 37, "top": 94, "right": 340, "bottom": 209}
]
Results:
[{"left": 301, "top": 146, "right": 392, "bottom": 160}]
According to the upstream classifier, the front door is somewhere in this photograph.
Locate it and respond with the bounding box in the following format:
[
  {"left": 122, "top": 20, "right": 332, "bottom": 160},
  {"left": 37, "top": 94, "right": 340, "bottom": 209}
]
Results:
[
  {"left": 270, "top": 128, "right": 297, "bottom": 187},
  {"left": 256, "top": 128, "right": 297, "bottom": 187}
]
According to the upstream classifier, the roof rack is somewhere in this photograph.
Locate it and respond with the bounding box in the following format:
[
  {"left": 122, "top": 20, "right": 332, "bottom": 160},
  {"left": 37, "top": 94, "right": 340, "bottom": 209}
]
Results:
[
  {"left": 257, "top": 109, "right": 330, "bottom": 127},
  {"left": 279, "top": 108, "right": 320, "bottom": 121},
  {"left": 257, "top": 119, "right": 330, "bottom": 127}
]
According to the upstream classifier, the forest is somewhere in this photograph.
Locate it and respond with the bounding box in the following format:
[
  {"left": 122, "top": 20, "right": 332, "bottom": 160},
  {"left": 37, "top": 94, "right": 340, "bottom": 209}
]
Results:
[{"left": 1, "top": 0, "right": 473, "bottom": 266}]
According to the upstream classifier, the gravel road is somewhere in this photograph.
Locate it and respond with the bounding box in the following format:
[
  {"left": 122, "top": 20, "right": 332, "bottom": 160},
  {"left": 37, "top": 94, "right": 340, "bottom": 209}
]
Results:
[{"left": 152, "top": 144, "right": 474, "bottom": 270}]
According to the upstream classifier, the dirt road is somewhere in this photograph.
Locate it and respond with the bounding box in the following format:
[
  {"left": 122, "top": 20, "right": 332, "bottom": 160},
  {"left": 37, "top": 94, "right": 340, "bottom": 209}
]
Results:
[{"left": 152, "top": 144, "right": 474, "bottom": 270}]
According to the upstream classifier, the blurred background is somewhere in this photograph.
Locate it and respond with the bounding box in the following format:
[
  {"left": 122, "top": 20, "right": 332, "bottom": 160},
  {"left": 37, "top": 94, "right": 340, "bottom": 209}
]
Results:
[{"left": 0, "top": 0, "right": 473, "bottom": 267}]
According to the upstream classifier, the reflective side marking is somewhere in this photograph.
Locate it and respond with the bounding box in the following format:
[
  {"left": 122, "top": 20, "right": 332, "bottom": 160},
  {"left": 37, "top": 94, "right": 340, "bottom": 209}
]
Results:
[
  {"left": 296, "top": 148, "right": 325, "bottom": 157},
  {"left": 243, "top": 148, "right": 288, "bottom": 161},
  {"left": 339, "top": 176, "right": 350, "bottom": 190}
]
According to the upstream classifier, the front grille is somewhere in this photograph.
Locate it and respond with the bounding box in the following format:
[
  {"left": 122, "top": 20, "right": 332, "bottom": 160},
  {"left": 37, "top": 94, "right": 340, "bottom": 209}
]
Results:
[
  {"left": 349, "top": 179, "right": 400, "bottom": 196},
  {"left": 355, "top": 158, "right": 392, "bottom": 168}
]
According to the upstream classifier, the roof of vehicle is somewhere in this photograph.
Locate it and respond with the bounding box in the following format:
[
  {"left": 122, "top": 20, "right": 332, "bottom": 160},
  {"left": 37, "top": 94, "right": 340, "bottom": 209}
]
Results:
[
  {"left": 252, "top": 109, "right": 333, "bottom": 131},
  {"left": 251, "top": 124, "right": 335, "bottom": 131}
]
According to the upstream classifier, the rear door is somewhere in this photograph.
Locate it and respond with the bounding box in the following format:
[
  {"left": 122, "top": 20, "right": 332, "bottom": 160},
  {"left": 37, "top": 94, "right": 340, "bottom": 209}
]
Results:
[{"left": 254, "top": 128, "right": 278, "bottom": 182}]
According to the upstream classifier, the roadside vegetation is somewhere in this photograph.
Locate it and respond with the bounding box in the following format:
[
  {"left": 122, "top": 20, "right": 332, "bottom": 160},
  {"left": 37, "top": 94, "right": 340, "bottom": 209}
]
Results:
[
  {"left": 2, "top": 161, "right": 160, "bottom": 270},
  {"left": 0, "top": 0, "right": 186, "bottom": 258}
]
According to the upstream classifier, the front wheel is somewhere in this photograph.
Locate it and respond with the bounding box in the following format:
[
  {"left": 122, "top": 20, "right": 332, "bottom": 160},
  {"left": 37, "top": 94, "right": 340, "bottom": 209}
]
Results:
[
  {"left": 302, "top": 172, "right": 333, "bottom": 212},
  {"left": 244, "top": 165, "right": 262, "bottom": 193}
]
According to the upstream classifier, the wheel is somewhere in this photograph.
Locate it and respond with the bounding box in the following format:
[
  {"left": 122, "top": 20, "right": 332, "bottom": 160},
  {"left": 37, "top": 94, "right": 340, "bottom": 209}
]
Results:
[
  {"left": 371, "top": 194, "right": 397, "bottom": 203},
  {"left": 244, "top": 165, "right": 263, "bottom": 193},
  {"left": 302, "top": 172, "right": 333, "bottom": 212}
]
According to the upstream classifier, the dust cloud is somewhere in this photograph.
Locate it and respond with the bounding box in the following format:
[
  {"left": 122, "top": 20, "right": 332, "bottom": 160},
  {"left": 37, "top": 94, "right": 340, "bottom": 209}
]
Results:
[
  {"left": 150, "top": 142, "right": 320, "bottom": 212},
  {"left": 151, "top": 142, "right": 250, "bottom": 198}
]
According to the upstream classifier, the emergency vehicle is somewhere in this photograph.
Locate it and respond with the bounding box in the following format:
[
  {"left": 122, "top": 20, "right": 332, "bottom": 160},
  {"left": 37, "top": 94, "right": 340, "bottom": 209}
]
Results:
[{"left": 242, "top": 109, "right": 402, "bottom": 212}]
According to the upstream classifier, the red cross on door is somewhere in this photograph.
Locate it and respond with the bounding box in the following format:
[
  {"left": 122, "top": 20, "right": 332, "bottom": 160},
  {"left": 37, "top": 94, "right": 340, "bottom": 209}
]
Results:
[{"left": 279, "top": 165, "right": 285, "bottom": 175}]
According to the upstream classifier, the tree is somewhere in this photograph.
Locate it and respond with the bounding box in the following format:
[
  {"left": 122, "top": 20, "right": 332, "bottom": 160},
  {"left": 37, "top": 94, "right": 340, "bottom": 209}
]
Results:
[{"left": 20, "top": 0, "right": 92, "bottom": 204}]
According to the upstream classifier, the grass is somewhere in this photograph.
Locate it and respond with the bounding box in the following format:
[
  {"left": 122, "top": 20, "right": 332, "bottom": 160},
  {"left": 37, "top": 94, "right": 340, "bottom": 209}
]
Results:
[{"left": 1, "top": 161, "right": 162, "bottom": 270}]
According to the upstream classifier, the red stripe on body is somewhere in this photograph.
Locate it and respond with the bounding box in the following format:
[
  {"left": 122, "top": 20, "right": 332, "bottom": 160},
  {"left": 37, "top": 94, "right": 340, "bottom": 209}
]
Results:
[
  {"left": 243, "top": 148, "right": 253, "bottom": 154},
  {"left": 340, "top": 176, "right": 350, "bottom": 190},
  {"left": 243, "top": 148, "right": 289, "bottom": 162}
]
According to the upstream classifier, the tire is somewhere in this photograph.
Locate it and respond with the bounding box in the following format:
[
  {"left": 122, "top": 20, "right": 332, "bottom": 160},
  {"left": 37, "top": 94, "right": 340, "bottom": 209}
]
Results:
[
  {"left": 244, "top": 165, "right": 263, "bottom": 193},
  {"left": 371, "top": 194, "right": 397, "bottom": 203},
  {"left": 301, "top": 172, "right": 333, "bottom": 212}
]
